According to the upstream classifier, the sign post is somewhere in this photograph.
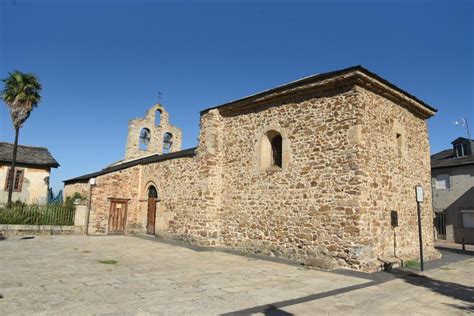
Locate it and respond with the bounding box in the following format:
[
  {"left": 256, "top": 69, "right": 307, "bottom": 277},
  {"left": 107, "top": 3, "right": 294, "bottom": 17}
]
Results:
[{"left": 415, "top": 185, "right": 424, "bottom": 271}]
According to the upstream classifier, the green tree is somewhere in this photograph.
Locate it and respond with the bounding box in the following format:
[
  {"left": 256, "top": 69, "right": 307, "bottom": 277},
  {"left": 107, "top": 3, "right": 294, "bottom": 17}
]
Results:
[{"left": 1, "top": 71, "right": 42, "bottom": 208}]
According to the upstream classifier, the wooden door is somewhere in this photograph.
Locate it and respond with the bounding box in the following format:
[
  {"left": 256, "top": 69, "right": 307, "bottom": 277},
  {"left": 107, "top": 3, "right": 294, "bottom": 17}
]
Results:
[
  {"left": 109, "top": 200, "right": 128, "bottom": 234},
  {"left": 147, "top": 197, "right": 156, "bottom": 235}
]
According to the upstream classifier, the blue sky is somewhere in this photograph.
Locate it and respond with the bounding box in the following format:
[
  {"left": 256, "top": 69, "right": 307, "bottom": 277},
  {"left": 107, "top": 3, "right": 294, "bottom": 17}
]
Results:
[{"left": 0, "top": 0, "right": 473, "bottom": 192}]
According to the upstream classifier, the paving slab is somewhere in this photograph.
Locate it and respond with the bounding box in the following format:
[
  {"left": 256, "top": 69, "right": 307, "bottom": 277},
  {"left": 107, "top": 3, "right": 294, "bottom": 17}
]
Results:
[{"left": 0, "top": 235, "right": 472, "bottom": 315}]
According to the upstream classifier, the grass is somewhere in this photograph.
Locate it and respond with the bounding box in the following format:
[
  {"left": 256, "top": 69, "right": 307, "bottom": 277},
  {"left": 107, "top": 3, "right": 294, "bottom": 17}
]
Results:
[
  {"left": 439, "top": 267, "right": 454, "bottom": 271},
  {"left": 404, "top": 259, "right": 421, "bottom": 269},
  {"left": 98, "top": 259, "right": 118, "bottom": 265}
]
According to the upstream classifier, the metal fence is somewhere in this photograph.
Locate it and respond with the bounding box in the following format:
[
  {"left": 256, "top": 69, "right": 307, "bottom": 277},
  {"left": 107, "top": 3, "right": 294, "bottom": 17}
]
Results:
[{"left": 0, "top": 204, "right": 75, "bottom": 225}]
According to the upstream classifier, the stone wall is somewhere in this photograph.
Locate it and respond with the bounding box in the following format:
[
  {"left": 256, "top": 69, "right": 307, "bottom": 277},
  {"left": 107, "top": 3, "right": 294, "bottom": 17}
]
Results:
[
  {"left": 356, "top": 87, "right": 438, "bottom": 269},
  {"left": 88, "top": 166, "right": 141, "bottom": 234},
  {"left": 124, "top": 104, "right": 182, "bottom": 161},
  {"left": 0, "top": 224, "right": 81, "bottom": 235},
  {"left": 139, "top": 156, "right": 206, "bottom": 241},
  {"left": 215, "top": 87, "right": 368, "bottom": 269},
  {"left": 63, "top": 182, "right": 90, "bottom": 200}
]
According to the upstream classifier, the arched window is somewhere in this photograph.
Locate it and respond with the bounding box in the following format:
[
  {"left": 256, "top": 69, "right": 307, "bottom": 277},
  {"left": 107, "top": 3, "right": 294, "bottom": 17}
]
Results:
[
  {"left": 148, "top": 185, "right": 158, "bottom": 198},
  {"left": 163, "top": 132, "right": 173, "bottom": 154},
  {"left": 155, "top": 110, "right": 162, "bottom": 126},
  {"left": 139, "top": 128, "right": 151, "bottom": 151},
  {"left": 259, "top": 129, "right": 287, "bottom": 170}
]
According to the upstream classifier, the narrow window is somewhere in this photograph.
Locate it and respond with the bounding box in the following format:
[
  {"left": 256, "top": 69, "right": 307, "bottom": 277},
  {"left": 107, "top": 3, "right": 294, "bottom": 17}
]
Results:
[
  {"left": 260, "top": 130, "right": 284, "bottom": 170},
  {"left": 456, "top": 143, "right": 468, "bottom": 158},
  {"left": 4, "top": 168, "right": 24, "bottom": 192},
  {"left": 396, "top": 133, "right": 402, "bottom": 157},
  {"left": 13, "top": 170, "right": 23, "bottom": 191},
  {"left": 435, "top": 174, "right": 450, "bottom": 190},
  {"left": 163, "top": 132, "right": 173, "bottom": 154},
  {"left": 139, "top": 128, "right": 151, "bottom": 151},
  {"left": 4, "top": 168, "right": 12, "bottom": 191},
  {"left": 271, "top": 134, "right": 283, "bottom": 168},
  {"left": 155, "top": 110, "right": 162, "bottom": 126}
]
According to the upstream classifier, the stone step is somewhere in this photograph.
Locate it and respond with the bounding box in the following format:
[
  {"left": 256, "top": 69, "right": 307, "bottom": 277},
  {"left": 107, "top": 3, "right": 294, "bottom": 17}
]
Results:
[{"left": 378, "top": 257, "right": 403, "bottom": 270}]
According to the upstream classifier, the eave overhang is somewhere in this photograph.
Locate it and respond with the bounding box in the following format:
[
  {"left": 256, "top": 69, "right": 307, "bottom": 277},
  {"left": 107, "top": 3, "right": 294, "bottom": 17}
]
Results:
[{"left": 200, "top": 66, "right": 437, "bottom": 119}]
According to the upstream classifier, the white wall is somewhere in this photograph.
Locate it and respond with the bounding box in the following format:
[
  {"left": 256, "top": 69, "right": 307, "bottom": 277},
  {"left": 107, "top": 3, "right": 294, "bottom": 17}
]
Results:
[{"left": 0, "top": 165, "right": 51, "bottom": 205}]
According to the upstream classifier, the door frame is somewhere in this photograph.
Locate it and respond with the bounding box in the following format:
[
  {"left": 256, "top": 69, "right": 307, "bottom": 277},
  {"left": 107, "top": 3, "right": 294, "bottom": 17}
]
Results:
[
  {"left": 108, "top": 198, "right": 130, "bottom": 234},
  {"left": 435, "top": 211, "right": 447, "bottom": 240}
]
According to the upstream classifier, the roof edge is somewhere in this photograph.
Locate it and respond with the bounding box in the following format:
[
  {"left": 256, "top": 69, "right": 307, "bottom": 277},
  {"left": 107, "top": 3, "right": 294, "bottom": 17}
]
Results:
[
  {"left": 431, "top": 161, "right": 474, "bottom": 169},
  {"left": 64, "top": 147, "right": 197, "bottom": 184},
  {"left": 200, "top": 65, "right": 437, "bottom": 117},
  {"left": 0, "top": 160, "right": 60, "bottom": 168}
]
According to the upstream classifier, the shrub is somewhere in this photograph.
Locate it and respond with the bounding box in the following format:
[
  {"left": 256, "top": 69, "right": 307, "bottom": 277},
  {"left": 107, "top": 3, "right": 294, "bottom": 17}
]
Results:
[
  {"left": 64, "top": 192, "right": 87, "bottom": 208},
  {"left": 0, "top": 204, "right": 75, "bottom": 225}
]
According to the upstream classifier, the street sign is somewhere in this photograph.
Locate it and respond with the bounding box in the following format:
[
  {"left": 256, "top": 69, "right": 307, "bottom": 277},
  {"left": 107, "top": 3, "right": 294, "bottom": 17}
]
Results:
[{"left": 416, "top": 185, "right": 424, "bottom": 202}]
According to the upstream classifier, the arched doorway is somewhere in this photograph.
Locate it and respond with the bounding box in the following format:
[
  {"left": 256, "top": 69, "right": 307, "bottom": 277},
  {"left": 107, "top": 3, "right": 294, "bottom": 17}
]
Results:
[{"left": 147, "top": 185, "right": 158, "bottom": 235}]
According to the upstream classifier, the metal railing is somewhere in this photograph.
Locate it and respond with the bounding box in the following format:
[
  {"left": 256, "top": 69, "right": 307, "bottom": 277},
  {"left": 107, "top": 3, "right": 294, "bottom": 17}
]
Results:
[{"left": 0, "top": 204, "right": 75, "bottom": 225}]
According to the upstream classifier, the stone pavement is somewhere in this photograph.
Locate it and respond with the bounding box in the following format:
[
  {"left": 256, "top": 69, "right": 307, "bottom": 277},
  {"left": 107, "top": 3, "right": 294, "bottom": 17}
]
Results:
[
  {"left": 435, "top": 240, "right": 474, "bottom": 252},
  {"left": 0, "top": 235, "right": 472, "bottom": 315}
]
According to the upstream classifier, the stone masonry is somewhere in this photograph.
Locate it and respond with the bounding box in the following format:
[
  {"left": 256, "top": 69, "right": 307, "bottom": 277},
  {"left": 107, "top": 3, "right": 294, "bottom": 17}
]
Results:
[
  {"left": 124, "top": 104, "right": 182, "bottom": 161},
  {"left": 64, "top": 66, "right": 438, "bottom": 272}
]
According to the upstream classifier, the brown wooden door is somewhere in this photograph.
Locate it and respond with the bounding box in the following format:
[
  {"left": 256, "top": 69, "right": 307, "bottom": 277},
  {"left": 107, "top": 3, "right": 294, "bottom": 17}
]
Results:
[
  {"left": 109, "top": 200, "right": 128, "bottom": 234},
  {"left": 147, "top": 197, "right": 156, "bottom": 235}
]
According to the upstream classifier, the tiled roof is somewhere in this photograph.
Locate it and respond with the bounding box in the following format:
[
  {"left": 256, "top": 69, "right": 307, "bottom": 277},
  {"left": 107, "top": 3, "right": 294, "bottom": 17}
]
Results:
[
  {"left": 0, "top": 142, "right": 59, "bottom": 168},
  {"left": 431, "top": 148, "right": 474, "bottom": 169}
]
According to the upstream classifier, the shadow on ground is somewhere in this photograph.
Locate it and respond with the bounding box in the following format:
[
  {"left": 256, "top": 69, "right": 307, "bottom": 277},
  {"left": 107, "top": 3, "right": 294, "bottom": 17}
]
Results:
[
  {"left": 224, "top": 258, "right": 474, "bottom": 315},
  {"left": 387, "top": 269, "right": 474, "bottom": 312},
  {"left": 435, "top": 246, "right": 474, "bottom": 256},
  {"left": 221, "top": 281, "right": 378, "bottom": 315},
  {"left": 263, "top": 305, "right": 293, "bottom": 316}
]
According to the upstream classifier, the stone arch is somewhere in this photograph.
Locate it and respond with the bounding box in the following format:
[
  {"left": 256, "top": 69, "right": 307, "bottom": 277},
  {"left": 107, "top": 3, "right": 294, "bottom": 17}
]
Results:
[
  {"left": 146, "top": 104, "right": 169, "bottom": 126},
  {"left": 163, "top": 132, "right": 173, "bottom": 154},
  {"left": 139, "top": 128, "right": 151, "bottom": 151},
  {"left": 142, "top": 180, "right": 159, "bottom": 199},
  {"left": 148, "top": 185, "right": 158, "bottom": 198},
  {"left": 155, "top": 109, "right": 162, "bottom": 126},
  {"left": 256, "top": 123, "right": 291, "bottom": 171}
]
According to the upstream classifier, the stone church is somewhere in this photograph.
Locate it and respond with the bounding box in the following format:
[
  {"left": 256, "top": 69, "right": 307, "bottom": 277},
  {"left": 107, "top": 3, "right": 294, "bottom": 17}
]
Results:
[{"left": 64, "top": 66, "right": 439, "bottom": 271}]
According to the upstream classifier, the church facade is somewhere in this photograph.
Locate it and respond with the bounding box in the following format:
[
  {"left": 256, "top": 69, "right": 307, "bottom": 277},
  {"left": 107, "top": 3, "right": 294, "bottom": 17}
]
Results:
[{"left": 64, "top": 66, "right": 438, "bottom": 271}]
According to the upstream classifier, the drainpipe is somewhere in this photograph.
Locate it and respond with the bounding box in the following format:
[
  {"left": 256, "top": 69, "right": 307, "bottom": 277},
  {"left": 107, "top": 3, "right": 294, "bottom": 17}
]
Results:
[{"left": 85, "top": 178, "right": 96, "bottom": 235}]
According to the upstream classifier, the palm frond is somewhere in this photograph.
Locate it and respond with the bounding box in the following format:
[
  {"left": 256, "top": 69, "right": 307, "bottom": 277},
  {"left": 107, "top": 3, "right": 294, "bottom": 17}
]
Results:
[{"left": 1, "top": 70, "right": 42, "bottom": 128}]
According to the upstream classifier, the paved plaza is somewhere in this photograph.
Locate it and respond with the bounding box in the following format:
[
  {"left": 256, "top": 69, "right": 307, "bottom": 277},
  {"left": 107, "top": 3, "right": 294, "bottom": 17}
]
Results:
[{"left": 0, "top": 235, "right": 472, "bottom": 315}]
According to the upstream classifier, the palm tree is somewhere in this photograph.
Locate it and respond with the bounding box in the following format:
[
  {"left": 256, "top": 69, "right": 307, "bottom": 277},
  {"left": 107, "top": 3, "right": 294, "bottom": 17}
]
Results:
[{"left": 1, "top": 71, "right": 42, "bottom": 208}]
